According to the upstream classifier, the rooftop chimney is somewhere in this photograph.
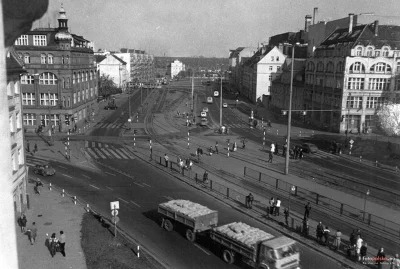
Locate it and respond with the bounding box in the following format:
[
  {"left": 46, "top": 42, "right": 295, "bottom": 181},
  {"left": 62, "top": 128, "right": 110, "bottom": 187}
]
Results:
[
  {"left": 305, "top": 15, "right": 312, "bottom": 32},
  {"left": 374, "top": 20, "right": 379, "bottom": 36},
  {"left": 348, "top": 13, "right": 354, "bottom": 34},
  {"left": 313, "top": 7, "right": 318, "bottom": 25}
]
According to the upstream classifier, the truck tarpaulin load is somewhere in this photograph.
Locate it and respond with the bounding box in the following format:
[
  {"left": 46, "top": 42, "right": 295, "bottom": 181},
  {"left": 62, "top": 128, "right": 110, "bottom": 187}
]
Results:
[{"left": 158, "top": 200, "right": 300, "bottom": 268}]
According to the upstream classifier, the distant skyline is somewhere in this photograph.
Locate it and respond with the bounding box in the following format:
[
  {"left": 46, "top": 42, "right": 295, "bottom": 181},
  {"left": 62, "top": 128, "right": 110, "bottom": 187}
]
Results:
[{"left": 33, "top": 0, "right": 400, "bottom": 57}]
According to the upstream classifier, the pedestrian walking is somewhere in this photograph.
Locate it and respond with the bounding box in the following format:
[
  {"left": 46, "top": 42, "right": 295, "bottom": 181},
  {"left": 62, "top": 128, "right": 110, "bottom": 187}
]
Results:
[
  {"left": 27, "top": 140, "right": 30, "bottom": 152},
  {"left": 376, "top": 248, "right": 386, "bottom": 269},
  {"left": 284, "top": 208, "right": 290, "bottom": 226},
  {"left": 19, "top": 214, "right": 27, "bottom": 233},
  {"left": 215, "top": 142, "right": 219, "bottom": 154},
  {"left": 34, "top": 182, "right": 41, "bottom": 195},
  {"left": 189, "top": 159, "right": 193, "bottom": 170},
  {"left": 302, "top": 217, "right": 309, "bottom": 236},
  {"left": 350, "top": 229, "right": 357, "bottom": 246},
  {"left": 34, "top": 143, "right": 38, "bottom": 154},
  {"left": 275, "top": 143, "right": 279, "bottom": 155},
  {"left": 304, "top": 202, "right": 311, "bottom": 218},
  {"left": 248, "top": 193, "right": 254, "bottom": 209},
  {"left": 270, "top": 143, "right": 275, "bottom": 153},
  {"left": 333, "top": 229, "right": 342, "bottom": 250},
  {"left": 269, "top": 198, "right": 275, "bottom": 215},
  {"left": 323, "top": 226, "right": 330, "bottom": 245},
  {"left": 164, "top": 154, "right": 169, "bottom": 167},
  {"left": 391, "top": 254, "right": 400, "bottom": 269},
  {"left": 283, "top": 144, "right": 287, "bottom": 157},
  {"left": 356, "top": 235, "right": 363, "bottom": 261},
  {"left": 185, "top": 158, "right": 190, "bottom": 169},
  {"left": 179, "top": 159, "right": 184, "bottom": 174},
  {"left": 274, "top": 198, "right": 281, "bottom": 216},
  {"left": 27, "top": 222, "right": 37, "bottom": 245},
  {"left": 360, "top": 242, "right": 368, "bottom": 263},
  {"left": 316, "top": 222, "right": 324, "bottom": 243},
  {"left": 233, "top": 141, "right": 237, "bottom": 152},
  {"left": 203, "top": 171, "right": 208, "bottom": 184},
  {"left": 59, "top": 231, "right": 66, "bottom": 257},
  {"left": 268, "top": 151, "right": 273, "bottom": 163},
  {"left": 48, "top": 233, "right": 59, "bottom": 258}
]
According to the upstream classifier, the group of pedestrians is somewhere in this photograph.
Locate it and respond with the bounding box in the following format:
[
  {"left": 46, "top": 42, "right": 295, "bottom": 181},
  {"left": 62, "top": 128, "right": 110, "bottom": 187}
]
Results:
[
  {"left": 267, "top": 197, "right": 281, "bottom": 216},
  {"left": 348, "top": 229, "right": 368, "bottom": 263},
  {"left": 17, "top": 214, "right": 67, "bottom": 258}
]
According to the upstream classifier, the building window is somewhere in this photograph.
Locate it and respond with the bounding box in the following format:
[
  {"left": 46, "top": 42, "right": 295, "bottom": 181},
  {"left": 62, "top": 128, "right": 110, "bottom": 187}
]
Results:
[
  {"left": 375, "top": 51, "right": 380, "bottom": 57},
  {"left": 271, "top": 56, "right": 274, "bottom": 61},
  {"left": 21, "top": 74, "right": 34, "bottom": 84},
  {"left": 18, "top": 148, "right": 23, "bottom": 165},
  {"left": 347, "top": 78, "right": 365, "bottom": 90},
  {"left": 369, "top": 78, "right": 390, "bottom": 90},
  {"left": 397, "top": 62, "right": 400, "bottom": 73},
  {"left": 49, "top": 93, "right": 58, "bottom": 106},
  {"left": 316, "top": 62, "right": 324, "bottom": 72},
  {"left": 86, "top": 89, "right": 89, "bottom": 100},
  {"left": 62, "top": 96, "right": 66, "bottom": 107},
  {"left": 366, "top": 47, "right": 373, "bottom": 57},
  {"left": 370, "top": 62, "right": 391, "bottom": 73},
  {"left": 62, "top": 78, "right": 65, "bottom": 88},
  {"left": 85, "top": 71, "right": 88, "bottom": 81},
  {"left": 39, "top": 72, "right": 57, "bottom": 85},
  {"left": 307, "top": 62, "right": 315, "bottom": 71},
  {"left": 277, "top": 66, "right": 281, "bottom": 71},
  {"left": 15, "top": 81, "right": 20, "bottom": 95},
  {"left": 349, "top": 62, "right": 365, "bottom": 73},
  {"left": 22, "top": 93, "right": 35, "bottom": 105},
  {"left": 66, "top": 55, "right": 69, "bottom": 64},
  {"left": 73, "top": 93, "right": 76, "bottom": 104},
  {"left": 356, "top": 47, "right": 363, "bottom": 56},
  {"left": 40, "top": 54, "right": 46, "bottom": 64},
  {"left": 9, "top": 116, "right": 15, "bottom": 132},
  {"left": 90, "top": 88, "right": 93, "bottom": 97},
  {"left": 366, "top": 97, "right": 386, "bottom": 108},
  {"left": 346, "top": 96, "right": 363, "bottom": 108},
  {"left": 40, "top": 114, "right": 50, "bottom": 127},
  {"left": 62, "top": 56, "right": 65, "bottom": 64},
  {"left": 78, "top": 72, "right": 81, "bottom": 83},
  {"left": 66, "top": 77, "right": 70, "bottom": 88},
  {"left": 40, "top": 93, "right": 49, "bottom": 106},
  {"left": 24, "top": 54, "right": 30, "bottom": 64},
  {"left": 67, "top": 97, "right": 71, "bottom": 107},
  {"left": 269, "top": 66, "right": 273, "bottom": 71},
  {"left": 90, "top": 71, "right": 93, "bottom": 80},
  {"left": 73, "top": 73, "right": 76, "bottom": 84},
  {"left": 50, "top": 114, "right": 60, "bottom": 126},
  {"left": 15, "top": 35, "right": 28, "bottom": 45},
  {"left": 78, "top": 91, "right": 81, "bottom": 102},
  {"left": 382, "top": 47, "right": 389, "bottom": 57},
  {"left": 276, "top": 56, "right": 279, "bottom": 61},
  {"left": 33, "top": 35, "right": 47, "bottom": 46},
  {"left": 326, "top": 62, "right": 334, "bottom": 72},
  {"left": 48, "top": 54, "right": 53, "bottom": 64},
  {"left": 269, "top": 75, "right": 272, "bottom": 81},
  {"left": 11, "top": 154, "right": 17, "bottom": 171}
]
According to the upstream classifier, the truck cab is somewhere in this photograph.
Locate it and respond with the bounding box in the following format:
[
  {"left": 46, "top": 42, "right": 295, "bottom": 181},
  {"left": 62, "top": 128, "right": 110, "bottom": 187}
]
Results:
[{"left": 255, "top": 237, "right": 300, "bottom": 269}]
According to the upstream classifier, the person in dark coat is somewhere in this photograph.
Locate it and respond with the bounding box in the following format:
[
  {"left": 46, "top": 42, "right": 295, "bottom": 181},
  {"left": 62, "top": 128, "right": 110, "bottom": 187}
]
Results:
[
  {"left": 316, "top": 222, "right": 324, "bottom": 243},
  {"left": 323, "top": 226, "right": 330, "bottom": 245},
  {"left": 268, "top": 151, "right": 273, "bottom": 163},
  {"left": 215, "top": 142, "right": 219, "bottom": 154},
  {"left": 304, "top": 202, "right": 311, "bottom": 218},
  {"left": 284, "top": 208, "right": 290, "bottom": 226},
  {"left": 302, "top": 217, "right": 309, "bottom": 236},
  {"left": 360, "top": 242, "right": 367, "bottom": 263},
  {"left": 274, "top": 143, "right": 279, "bottom": 155},
  {"left": 350, "top": 230, "right": 357, "bottom": 246},
  {"left": 376, "top": 247, "right": 386, "bottom": 269}
]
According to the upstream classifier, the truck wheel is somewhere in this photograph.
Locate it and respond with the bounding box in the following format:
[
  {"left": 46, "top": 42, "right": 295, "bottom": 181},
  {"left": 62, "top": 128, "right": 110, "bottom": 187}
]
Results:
[
  {"left": 164, "top": 219, "right": 173, "bottom": 232},
  {"left": 223, "top": 249, "right": 235, "bottom": 264},
  {"left": 186, "top": 229, "right": 196, "bottom": 242}
]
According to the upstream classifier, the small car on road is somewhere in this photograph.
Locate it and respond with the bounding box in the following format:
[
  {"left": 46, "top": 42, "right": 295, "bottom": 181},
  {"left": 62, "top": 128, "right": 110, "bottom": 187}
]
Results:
[
  {"left": 301, "top": 143, "right": 318, "bottom": 153},
  {"left": 223, "top": 103, "right": 228, "bottom": 108},
  {"left": 200, "top": 118, "right": 208, "bottom": 126},
  {"left": 200, "top": 111, "right": 207, "bottom": 117},
  {"left": 33, "top": 163, "right": 56, "bottom": 176},
  {"left": 203, "top": 107, "right": 209, "bottom": 112}
]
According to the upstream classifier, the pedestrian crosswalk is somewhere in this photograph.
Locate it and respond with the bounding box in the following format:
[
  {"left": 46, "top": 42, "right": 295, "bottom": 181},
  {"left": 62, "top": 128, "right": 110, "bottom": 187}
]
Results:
[
  {"left": 225, "top": 123, "right": 251, "bottom": 129},
  {"left": 85, "top": 141, "right": 135, "bottom": 160},
  {"left": 26, "top": 156, "right": 50, "bottom": 167},
  {"left": 94, "top": 122, "right": 125, "bottom": 129}
]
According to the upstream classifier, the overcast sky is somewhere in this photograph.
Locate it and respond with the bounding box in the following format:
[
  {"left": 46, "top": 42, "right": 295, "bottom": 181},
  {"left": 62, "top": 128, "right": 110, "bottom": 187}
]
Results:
[{"left": 34, "top": 0, "right": 400, "bottom": 57}]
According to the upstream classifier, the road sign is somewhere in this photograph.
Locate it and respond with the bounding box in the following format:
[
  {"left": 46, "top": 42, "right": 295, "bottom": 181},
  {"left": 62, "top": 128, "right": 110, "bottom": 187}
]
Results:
[
  {"left": 111, "top": 216, "right": 120, "bottom": 224},
  {"left": 349, "top": 139, "right": 354, "bottom": 145},
  {"left": 110, "top": 201, "right": 120, "bottom": 210},
  {"left": 111, "top": 209, "right": 119, "bottom": 216}
]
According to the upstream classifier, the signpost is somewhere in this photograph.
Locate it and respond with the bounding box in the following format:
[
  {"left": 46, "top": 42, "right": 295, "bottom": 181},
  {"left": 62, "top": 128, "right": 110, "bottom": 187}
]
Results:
[
  {"left": 110, "top": 201, "right": 120, "bottom": 237},
  {"left": 349, "top": 139, "right": 354, "bottom": 155}
]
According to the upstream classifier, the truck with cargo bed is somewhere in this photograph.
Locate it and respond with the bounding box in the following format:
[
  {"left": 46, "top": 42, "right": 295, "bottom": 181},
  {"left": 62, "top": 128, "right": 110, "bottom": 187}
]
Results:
[{"left": 158, "top": 200, "right": 300, "bottom": 269}]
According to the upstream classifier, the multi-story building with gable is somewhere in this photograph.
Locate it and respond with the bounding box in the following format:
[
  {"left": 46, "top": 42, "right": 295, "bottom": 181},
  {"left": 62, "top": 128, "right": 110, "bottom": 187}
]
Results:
[
  {"left": 14, "top": 6, "right": 98, "bottom": 133},
  {"left": 304, "top": 17, "right": 400, "bottom": 133}
]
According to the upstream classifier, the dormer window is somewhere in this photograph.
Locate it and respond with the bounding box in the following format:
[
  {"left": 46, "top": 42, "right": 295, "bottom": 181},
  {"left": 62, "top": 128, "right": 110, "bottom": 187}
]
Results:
[
  {"left": 356, "top": 47, "right": 363, "bottom": 56},
  {"left": 366, "top": 47, "right": 373, "bottom": 57},
  {"left": 33, "top": 35, "right": 47, "bottom": 46},
  {"left": 15, "top": 35, "right": 28, "bottom": 45},
  {"left": 271, "top": 56, "right": 274, "bottom": 61},
  {"left": 382, "top": 47, "right": 390, "bottom": 57},
  {"left": 40, "top": 54, "right": 47, "bottom": 64}
]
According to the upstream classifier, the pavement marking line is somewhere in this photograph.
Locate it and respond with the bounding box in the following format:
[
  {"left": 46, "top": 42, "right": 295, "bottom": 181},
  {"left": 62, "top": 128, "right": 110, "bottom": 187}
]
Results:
[
  {"left": 85, "top": 140, "right": 88, "bottom": 147},
  {"left": 114, "top": 148, "right": 129, "bottom": 159},
  {"left": 89, "top": 184, "right": 100, "bottom": 190},
  {"left": 130, "top": 200, "right": 141, "bottom": 207},
  {"left": 108, "top": 148, "right": 122, "bottom": 159},
  {"left": 117, "top": 197, "right": 129, "bottom": 204},
  {"left": 106, "top": 186, "right": 113, "bottom": 191},
  {"left": 62, "top": 173, "right": 72, "bottom": 178},
  {"left": 142, "top": 183, "right": 151, "bottom": 187},
  {"left": 58, "top": 165, "right": 67, "bottom": 169},
  {"left": 194, "top": 244, "right": 210, "bottom": 255},
  {"left": 120, "top": 148, "right": 135, "bottom": 159},
  {"left": 92, "top": 148, "right": 106, "bottom": 159},
  {"left": 100, "top": 148, "right": 113, "bottom": 159},
  {"left": 82, "top": 174, "right": 91, "bottom": 179},
  {"left": 86, "top": 148, "right": 100, "bottom": 159},
  {"left": 105, "top": 171, "right": 116, "bottom": 176}
]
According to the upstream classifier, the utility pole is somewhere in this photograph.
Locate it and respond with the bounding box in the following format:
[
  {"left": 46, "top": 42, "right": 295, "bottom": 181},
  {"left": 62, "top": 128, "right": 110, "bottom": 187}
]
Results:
[
  {"left": 219, "top": 74, "right": 223, "bottom": 127},
  {"left": 191, "top": 74, "right": 194, "bottom": 112}
]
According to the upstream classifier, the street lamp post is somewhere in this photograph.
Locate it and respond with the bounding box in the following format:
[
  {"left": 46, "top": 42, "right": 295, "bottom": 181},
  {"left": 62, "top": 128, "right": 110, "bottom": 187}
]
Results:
[
  {"left": 220, "top": 74, "right": 223, "bottom": 127},
  {"left": 284, "top": 43, "right": 299, "bottom": 175},
  {"left": 363, "top": 189, "right": 370, "bottom": 221}
]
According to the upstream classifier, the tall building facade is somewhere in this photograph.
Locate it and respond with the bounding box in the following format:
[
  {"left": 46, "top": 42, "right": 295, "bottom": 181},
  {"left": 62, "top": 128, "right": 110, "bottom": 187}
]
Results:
[
  {"left": 304, "top": 20, "right": 400, "bottom": 133},
  {"left": 98, "top": 54, "right": 128, "bottom": 90},
  {"left": 6, "top": 48, "right": 28, "bottom": 213},
  {"left": 228, "top": 47, "right": 257, "bottom": 94},
  {"left": 14, "top": 6, "right": 98, "bottom": 133},
  {"left": 168, "top": 59, "right": 185, "bottom": 78},
  {"left": 115, "top": 49, "right": 154, "bottom": 83}
]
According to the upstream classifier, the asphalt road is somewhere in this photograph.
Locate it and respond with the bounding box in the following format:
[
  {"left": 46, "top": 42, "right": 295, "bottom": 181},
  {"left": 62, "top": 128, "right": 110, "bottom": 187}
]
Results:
[{"left": 31, "top": 156, "right": 346, "bottom": 269}]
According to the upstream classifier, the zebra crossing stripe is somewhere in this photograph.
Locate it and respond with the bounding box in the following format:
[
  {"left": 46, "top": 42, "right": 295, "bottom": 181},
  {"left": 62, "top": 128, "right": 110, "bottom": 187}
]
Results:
[
  {"left": 100, "top": 148, "right": 113, "bottom": 158},
  {"left": 93, "top": 148, "right": 107, "bottom": 159},
  {"left": 114, "top": 148, "right": 129, "bottom": 159},
  {"left": 87, "top": 148, "right": 99, "bottom": 159},
  {"left": 108, "top": 149, "right": 122, "bottom": 159},
  {"left": 85, "top": 140, "right": 88, "bottom": 147},
  {"left": 120, "top": 148, "right": 135, "bottom": 159}
]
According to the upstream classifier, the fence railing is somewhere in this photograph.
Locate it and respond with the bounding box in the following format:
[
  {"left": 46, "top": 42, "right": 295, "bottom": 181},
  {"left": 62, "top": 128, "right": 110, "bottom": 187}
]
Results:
[{"left": 244, "top": 166, "right": 400, "bottom": 238}]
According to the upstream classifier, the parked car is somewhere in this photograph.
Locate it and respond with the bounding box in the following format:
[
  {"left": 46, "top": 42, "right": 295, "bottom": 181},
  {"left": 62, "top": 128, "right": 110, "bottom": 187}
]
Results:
[
  {"left": 200, "top": 111, "right": 207, "bottom": 117},
  {"left": 301, "top": 143, "right": 318, "bottom": 153},
  {"left": 203, "top": 107, "right": 209, "bottom": 112},
  {"left": 200, "top": 118, "right": 209, "bottom": 126},
  {"left": 223, "top": 103, "right": 228, "bottom": 108},
  {"left": 33, "top": 163, "right": 56, "bottom": 176}
]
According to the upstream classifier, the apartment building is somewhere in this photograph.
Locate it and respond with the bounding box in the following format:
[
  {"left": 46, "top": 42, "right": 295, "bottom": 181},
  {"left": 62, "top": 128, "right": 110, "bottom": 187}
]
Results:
[
  {"left": 115, "top": 49, "right": 154, "bottom": 83},
  {"left": 97, "top": 54, "right": 129, "bottom": 90}
]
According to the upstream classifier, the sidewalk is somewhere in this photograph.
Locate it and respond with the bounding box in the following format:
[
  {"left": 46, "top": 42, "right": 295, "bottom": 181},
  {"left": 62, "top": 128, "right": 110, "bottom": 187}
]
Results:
[{"left": 17, "top": 179, "right": 86, "bottom": 268}]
